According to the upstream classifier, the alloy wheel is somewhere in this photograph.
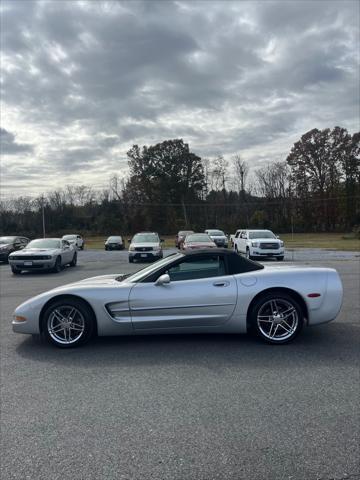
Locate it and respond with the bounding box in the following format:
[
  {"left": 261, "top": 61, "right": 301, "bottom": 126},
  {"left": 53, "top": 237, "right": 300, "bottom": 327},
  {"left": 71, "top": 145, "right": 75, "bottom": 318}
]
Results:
[
  {"left": 47, "top": 305, "right": 85, "bottom": 345},
  {"left": 257, "top": 298, "right": 299, "bottom": 342}
]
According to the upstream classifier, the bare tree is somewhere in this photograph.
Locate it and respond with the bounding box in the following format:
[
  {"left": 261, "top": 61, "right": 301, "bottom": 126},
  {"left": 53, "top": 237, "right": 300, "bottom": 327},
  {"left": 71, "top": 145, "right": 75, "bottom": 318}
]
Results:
[{"left": 232, "top": 154, "right": 248, "bottom": 194}]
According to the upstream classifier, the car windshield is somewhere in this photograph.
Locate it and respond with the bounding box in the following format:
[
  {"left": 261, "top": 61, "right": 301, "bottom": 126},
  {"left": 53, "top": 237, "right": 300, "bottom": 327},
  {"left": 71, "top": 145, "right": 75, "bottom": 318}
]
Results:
[
  {"left": 248, "top": 231, "right": 276, "bottom": 239},
  {"left": 0, "top": 236, "right": 16, "bottom": 244},
  {"left": 107, "top": 236, "right": 122, "bottom": 241},
  {"left": 179, "top": 231, "right": 194, "bottom": 236},
  {"left": 132, "top": 233, "right": 159, "bottom": 243},
  {"left": 27, "top": 239, "right": 61, "bottom": 249},
  {"left": 186, "top": 234, "right": 212, "bottom": 242},
  {"left": 207, "top": 230, "right": 225, "bottom": 236},
  {"left": 120, "top": 253, "right": 183, "bottom": 283},
  {"left": 63, "top": 235, "right": 77, "bottom": 240}
]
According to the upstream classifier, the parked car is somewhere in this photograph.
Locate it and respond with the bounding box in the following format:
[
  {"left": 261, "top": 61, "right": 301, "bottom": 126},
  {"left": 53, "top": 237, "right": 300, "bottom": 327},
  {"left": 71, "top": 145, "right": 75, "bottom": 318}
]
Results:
[
  {"left": 182, "top": 233, "right": 217, "bottom": 251},
  {"left": 8, "top": 238, "right": 77, "bottom": 274},
  {"left": 204, "top": 229, "right": 228, "bottom": 248},
  {"left": 175, "top": 230, "right": 194, "bottom": 248},
  {"left": 0, "top": 236, "right": 30, "bottom": 263},
  {"left": 12, "top": 249, "right": 343, "bottom": 348},
  {"left": 233, "top": 229, "right": 285, "bottom": 261},
  {"left": 105, "top": 236, "right": 124, "bottom": 250},
  {"left": 62, "top": 234, "right": 84, "bottom": 250},
  {"left": 128, "top": 232, "right": 163, "bottom": 263}
]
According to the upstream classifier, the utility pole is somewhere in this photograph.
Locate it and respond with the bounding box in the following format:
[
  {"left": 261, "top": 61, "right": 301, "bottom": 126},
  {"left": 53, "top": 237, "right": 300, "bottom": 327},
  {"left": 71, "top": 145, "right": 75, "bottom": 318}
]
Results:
[{"left": 41, "top": 195, "right": 46, "bottom": 238}]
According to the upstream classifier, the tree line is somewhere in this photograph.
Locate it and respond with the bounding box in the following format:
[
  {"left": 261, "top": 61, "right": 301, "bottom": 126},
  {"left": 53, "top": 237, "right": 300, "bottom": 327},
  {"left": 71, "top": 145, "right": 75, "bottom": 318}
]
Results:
[{"left": 1, "top": 127, "right": 359, "bottom": 237}]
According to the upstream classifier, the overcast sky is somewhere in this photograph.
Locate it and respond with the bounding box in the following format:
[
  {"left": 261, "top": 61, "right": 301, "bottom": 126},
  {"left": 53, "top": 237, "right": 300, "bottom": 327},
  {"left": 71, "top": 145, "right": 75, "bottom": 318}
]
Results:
[{"left": 1, "top": 0, "right": 359, "bottom": 198}]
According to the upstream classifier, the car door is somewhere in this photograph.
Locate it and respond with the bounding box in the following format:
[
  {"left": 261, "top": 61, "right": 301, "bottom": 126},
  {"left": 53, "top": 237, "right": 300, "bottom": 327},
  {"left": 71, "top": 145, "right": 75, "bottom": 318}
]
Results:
[
  {"left": 61, "top": 240, "right": 72, "bottom": 264},
  {"left": 238, "top": 231, "right": 247, "bottom": 253},
  {"left": 129, "top": 254, "right": 237, "bottom": 330}
]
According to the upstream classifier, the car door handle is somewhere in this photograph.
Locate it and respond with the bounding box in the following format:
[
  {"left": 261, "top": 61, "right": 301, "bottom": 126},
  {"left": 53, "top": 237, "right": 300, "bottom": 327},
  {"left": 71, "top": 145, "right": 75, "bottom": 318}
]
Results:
[{"left": 213, "top": 281, "right": 230, "bottom": 287}]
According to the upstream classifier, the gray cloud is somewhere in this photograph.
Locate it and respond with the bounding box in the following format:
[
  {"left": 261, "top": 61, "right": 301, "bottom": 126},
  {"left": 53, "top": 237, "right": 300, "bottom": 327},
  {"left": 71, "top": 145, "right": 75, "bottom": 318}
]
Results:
[
  {"left": 1, "top": 0, "right": 358, "bottom": 197},
  {"left": 0, "top": 128, "right": 34, "bottom": 155}
]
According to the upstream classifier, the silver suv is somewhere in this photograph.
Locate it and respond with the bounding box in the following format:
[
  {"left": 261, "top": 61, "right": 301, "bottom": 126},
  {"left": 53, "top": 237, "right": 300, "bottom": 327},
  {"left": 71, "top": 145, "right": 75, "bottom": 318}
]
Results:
[
  {"left": 128, "top": 232, "right": 163, "bottom": 263},
  {"left": 204, "top": 229, "right": 228, "bottom": 248}
]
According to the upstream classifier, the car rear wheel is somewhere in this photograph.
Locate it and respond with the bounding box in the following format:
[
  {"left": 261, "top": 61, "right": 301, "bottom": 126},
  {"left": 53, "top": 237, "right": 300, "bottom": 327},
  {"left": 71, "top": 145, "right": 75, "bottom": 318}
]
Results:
[
  {"left": 129, "top": 257, "right": 133, "bottom": 263},
  {"left": 70, "top": 252, "right": 77, "bottom": 267},
  {"left": 11, "top": 266, "right": 21, "bottom": 275},
  {"left": 250, "top": 292, "right": 303, "bottom": 344},
  {"left": 42, "top": 298, "right": 95, "bottom": 348},
  {"left": 53, "top": 256, "right": 62, "bottom": 273}
]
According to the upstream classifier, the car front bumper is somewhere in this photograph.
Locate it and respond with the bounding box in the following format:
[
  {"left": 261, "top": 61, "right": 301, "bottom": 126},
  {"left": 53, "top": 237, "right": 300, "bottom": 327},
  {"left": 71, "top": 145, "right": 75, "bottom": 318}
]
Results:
[
  {"left": 129, "top": 251, "right": 163, "bottom": 261},
  {"left": 9, "top": 258, "right": 57, "bottom": 271},
  {"left": 250, "top": 248, "right": 284, "bottom": 257}
]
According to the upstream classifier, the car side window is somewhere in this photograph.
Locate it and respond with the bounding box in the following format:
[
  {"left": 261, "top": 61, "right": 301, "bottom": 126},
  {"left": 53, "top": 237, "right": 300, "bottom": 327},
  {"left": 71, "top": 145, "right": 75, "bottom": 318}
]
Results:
[
  {"left": 166, "top": 255, "right": 226, "bottom": 282},
  {"left": 235, "top": 231, "right": 240, "bottom": 238}
]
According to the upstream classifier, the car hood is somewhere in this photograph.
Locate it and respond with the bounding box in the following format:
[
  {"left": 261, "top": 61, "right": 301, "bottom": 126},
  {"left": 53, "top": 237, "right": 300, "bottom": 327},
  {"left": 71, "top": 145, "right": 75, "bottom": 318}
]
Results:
[
  {"left": 185, "top": 242, "right": 216, "bottom": 247},
  {"left": 76, "top": 274, "right": 125, "bottom": 285},
  {"left": 251, "top": 238, "right": 281, "bottom": 242},
  {"left": 130, "top": 242, "right": 160, "bottom": 248},
  {"left": 9, "top": 248, "right": 60, "bottom": 256}
]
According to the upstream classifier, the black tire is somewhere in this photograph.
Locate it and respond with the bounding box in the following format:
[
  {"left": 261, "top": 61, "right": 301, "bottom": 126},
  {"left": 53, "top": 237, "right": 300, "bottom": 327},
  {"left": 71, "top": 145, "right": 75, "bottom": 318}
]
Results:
[
  {"left": 249, "top": 291, "right": 303, "bottom": 344},
  {"left": 4, "top": 255, "right": 9, "bottom": 264},
  {"left": 70, "top": 252, "right": 77, "bottom": 267},
  {"left": 105, "top": 246, "right": 108, "bottom": 251},
  {"left": 42, "top": 297, "right": 95, "bottom": 348},
  {"left": 53, "top": 256, "right": 62, "bottom": 273},
  {"left": 80, "top": 245, "right": 84, "bottom": 250},
  {"left": 276, "top": 256, "right": 284, "bottom": 261},
  {"left": 11, "top": 266, "right": 21, "bottom": 275},
  {"left": 235, "top": 245, "right": 238, "bottom": 253},
  {"left": 129, "top": 257, "right": 134, "bottom": 263}
]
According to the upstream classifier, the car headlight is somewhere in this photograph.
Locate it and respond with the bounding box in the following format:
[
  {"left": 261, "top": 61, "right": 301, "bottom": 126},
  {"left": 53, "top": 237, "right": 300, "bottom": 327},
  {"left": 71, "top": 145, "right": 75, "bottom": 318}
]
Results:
[
  {"left": 45, "top": 255, "right": 52, "bottom": 259},
  {"left": 280, "top": 241, "right": 284, "bottom": 247},
  {"left": 252, "top": 242, "right": 259, "bottom": 247},
  {"left": 129, "top": 246, "right": 135, "bottom": 251}
]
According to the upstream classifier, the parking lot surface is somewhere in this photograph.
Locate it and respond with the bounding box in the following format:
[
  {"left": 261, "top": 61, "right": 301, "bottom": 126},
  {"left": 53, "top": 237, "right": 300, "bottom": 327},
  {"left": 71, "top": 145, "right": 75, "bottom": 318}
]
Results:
[{"left": 1, "top": 249, "right": 359, "bottom": 480}]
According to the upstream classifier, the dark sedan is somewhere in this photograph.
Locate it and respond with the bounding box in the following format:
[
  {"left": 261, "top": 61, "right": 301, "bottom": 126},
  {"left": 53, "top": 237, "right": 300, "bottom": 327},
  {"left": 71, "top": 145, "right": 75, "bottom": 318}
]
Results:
[{"left": 0, "top": 236, "right": 29, "bottom": 263}]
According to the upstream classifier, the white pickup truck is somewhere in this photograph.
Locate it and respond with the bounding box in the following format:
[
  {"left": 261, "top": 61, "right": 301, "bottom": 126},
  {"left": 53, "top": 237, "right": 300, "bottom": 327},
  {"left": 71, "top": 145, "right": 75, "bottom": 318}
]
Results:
[{"left": 232, "top": 229, "right": 285, "bottom": 261}]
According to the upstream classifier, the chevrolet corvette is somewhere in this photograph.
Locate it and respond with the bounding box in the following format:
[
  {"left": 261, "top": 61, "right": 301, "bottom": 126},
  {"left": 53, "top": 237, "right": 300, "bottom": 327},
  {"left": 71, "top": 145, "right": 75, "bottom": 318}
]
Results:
[{"left": 12, "top": 249, "right": 343, "bottom": 348}]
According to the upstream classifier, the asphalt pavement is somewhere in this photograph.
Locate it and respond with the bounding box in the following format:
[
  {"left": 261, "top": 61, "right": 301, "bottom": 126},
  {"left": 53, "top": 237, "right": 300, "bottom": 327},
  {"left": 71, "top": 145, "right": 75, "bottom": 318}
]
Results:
[{"left": 0, "top": 249, "right": 359, "bottom": 480}]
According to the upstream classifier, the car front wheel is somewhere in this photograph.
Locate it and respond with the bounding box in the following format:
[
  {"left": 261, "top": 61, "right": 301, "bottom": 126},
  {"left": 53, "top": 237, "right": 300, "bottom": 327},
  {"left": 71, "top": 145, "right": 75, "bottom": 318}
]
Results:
[
  {"left": 42, "top": 298, "right": 95, "bottom": 348},
  {"left": 250, "top": 292, "right": 303, "bottom": 344},
  {"left": 11, "top": 266, "right": 21, "bottom": 275},
  {"left": 53, "top": 256, "right": 62, "bottom": 273},
  {"left": 70, "top": 252, "right": 77, "bottom": 267}
]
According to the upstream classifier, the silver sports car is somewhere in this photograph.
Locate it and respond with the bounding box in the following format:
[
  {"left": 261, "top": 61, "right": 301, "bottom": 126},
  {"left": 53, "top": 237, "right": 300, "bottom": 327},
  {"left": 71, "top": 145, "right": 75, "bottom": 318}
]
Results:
[
  {"left": 9, "top": 238, "right": 77, "bottom": 274},
  {"left": 12, "top": 250, "right": 343, "bottom": 348}
]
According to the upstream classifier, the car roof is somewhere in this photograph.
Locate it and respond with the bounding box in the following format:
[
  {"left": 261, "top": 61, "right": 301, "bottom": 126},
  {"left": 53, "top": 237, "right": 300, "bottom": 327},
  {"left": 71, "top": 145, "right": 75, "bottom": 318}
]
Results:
[{"left": 178, "top": 249, "right": 264, "bottom": 273}]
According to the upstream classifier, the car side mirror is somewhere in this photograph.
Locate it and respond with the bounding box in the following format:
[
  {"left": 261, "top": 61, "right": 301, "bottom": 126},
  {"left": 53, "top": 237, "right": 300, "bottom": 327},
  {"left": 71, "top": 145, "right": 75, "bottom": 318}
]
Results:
[{"left": 155, "top": 274, "right": 170, "bottom": 286}]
